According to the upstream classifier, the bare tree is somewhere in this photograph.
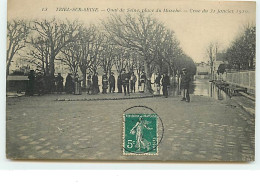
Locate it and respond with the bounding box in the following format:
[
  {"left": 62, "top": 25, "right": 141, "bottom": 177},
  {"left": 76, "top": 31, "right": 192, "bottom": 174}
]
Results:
[
  {"left": 6, "top": 20, "right": 29, "bottom": 76},
  {"left": 99, "top": 38, "right": 116, "bottom": 75},
  {"left": 155, "top": 29, "right": 182, "bottom": 75},
  {"left": 77, "top": 26, "right": 104, "bottom": 88},
  {"left": 25, "top": 36, "right": 50, "bottom": 75},
  {"left": 30, "top": 18, "right": 80, "bottom": 76},
  {"left": 59, "top": 42, "right": 80, "bottom": 78},
  {"left": 104, "top": 13, "right": 167, "bottom": 93},
  {"left": 132, "top": 53, "right": 145, "bottom": 81},
  {"left": 206, "top": 42, "right": 218, "bottom": 80},
  {"left": 113, "top": 47, "right": 132, "bottom": 74}
]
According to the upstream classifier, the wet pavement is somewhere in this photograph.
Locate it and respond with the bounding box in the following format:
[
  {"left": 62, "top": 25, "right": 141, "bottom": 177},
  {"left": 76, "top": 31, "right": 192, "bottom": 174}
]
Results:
[
  {"left": 166, "top": 78, "right": 230, "bottom": 101},
  {"left": 6, "top": 79, "right": 255, "bottom": 161}
]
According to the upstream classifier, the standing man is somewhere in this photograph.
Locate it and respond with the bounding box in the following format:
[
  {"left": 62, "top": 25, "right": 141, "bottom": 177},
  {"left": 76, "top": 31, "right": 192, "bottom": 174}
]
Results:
[
  {"left": 117, "top": 73, "right": 122, "bottom": 93},
  {"left": 86, "top": 74, "right": 92, "bottom": 94},
  {"left": 50, "top": 75, "right": 56, "bottom": 93},
  {"left": 162, "top": 72, "right": 170, "bottom": 98},
  {"left": 130, "top": 71, "right": 137, "bottom": 93},
  {"left": 27, "top": 70, "right": 35, "bottom": 96},
  {"left": 56, "top": 73, "right": 63, "bottom": 94},
  {"left": 180, "top": 68, "right": 191, "bottom": 102},
  {"left": 28, "top": 70, "right": 35, "bottom": 96},
  {"left": 92, "top": 72, "right": 99, "bottom": 94},
  {"left": 102, "top": 72, "right": 108, "bottom": 94},
  {"left": 65, "top": 73, "right": 73, "bottom": 94},
  {"left": 109, "top": 72, "right": 115, "bottom": 93},
  {"left": 121, "top": 68, "right": 130, "bottom": 96},
  {"left": 35, "top": 72, "right": 45, "bottom": 95}
]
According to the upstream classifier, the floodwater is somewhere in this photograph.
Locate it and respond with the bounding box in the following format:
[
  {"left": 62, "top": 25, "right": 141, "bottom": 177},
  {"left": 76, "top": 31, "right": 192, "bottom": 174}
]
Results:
[
  {"left": 191, "top": 78, "right": 230, "bottom": 101},
  {"left": 96, "top": 75, "right": 229, "bottom": 101},
  {"left": 158, "top": 78, "right": 230, "bottom": 101}
]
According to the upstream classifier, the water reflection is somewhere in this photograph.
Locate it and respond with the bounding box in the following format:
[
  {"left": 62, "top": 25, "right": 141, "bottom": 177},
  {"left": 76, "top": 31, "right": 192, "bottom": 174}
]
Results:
[
  {"left": 208, "top": 82, "right": 229, "bottom": 101},
  {"left": 160, "top": 79, "right": 229, "bottom": 101}
]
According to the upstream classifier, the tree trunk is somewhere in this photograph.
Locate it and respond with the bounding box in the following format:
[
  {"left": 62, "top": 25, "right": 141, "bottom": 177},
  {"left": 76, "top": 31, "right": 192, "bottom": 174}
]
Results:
[
  {"left": 108, "top": 68, "right": 112, "bottom": 76},
  {"left": 50, "top": 59, "right": 55, "bottom": 76},
  {"left": 92, "top": 67, "right": 97, "bottom": 75},
  {"left": 45, "top": 61, "right": 49, "bottom": 76},
  {"left": 144, "top": 61, "right": 153, "bottom": 93},
  {"left": 82, "top": 68, "right": 87, "bottom": 89},
  {"left": 6, "top": 61, "right": 11, "bottom": 77},
  {"left": 45, "top": 52, "right": 49, "bottom": 75},
  {"left": 42, "top": 57, "right": 45, "bottom": 73},
  {"left": 50, "top": 51, "right": 55, "bottom": 76},
  {"left": 167, "top": 64, "right": 171, "bottom": 76}
]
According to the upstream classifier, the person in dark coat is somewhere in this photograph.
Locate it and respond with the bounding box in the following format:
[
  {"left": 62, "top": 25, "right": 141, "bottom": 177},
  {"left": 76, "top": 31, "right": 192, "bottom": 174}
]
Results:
[
  {"left": 50, "top": 75, "right": 56, "bottom": 93},
  {"left": 27, "top": 70, "right": 35, "bottom": 96},
  {"left": 121, "top": 68, "right": 130, "bottom": 96},
  {"left": 65, "top": 73, "right": 73, "bottom": 94},
  {"left": 130, "top": 71, "right": 137, "bottom": 93},
  {"left": 109, "top": 72, "right": 115, "bottom": 93},
  {"left": 86, "top": 74, "right": 92, "bottom": 94},
  {"left": 92, "top": 72, "right": 99, "bottom": 94},
  {"left": 162, "top": 73, "right": 170, "bottom": 98},
  {"left": 117, "top": 73, "right": 122, "bottom": 93},
  {"left": 56, "top": 73, "right": 63, "bottom": 94},
  {"left": 35, "top": 72, "right": 45, "bottom": 95},
  {"left": 180, "top": 68, "right": 191, "bottom": 102},
  {"left": 102, "top": 72, "right": 108, "bottom": 94}
]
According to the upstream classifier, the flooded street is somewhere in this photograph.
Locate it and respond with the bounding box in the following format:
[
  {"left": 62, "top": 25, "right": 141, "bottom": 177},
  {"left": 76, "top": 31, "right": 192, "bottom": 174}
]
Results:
[
  {"left": 162, "top": 78, "right": 230, "bottom": 101},
  {"left": 192, "top": 79, "right": 230, "bottom": 101}
]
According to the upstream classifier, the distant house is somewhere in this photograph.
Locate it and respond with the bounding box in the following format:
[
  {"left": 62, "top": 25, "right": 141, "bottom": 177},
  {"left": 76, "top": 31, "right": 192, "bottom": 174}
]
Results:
[{"left": 195, "top": 62, "right": 210, "bottom": 79}]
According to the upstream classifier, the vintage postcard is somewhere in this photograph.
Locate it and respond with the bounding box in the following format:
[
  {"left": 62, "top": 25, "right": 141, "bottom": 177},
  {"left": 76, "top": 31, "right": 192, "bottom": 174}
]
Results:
[{"left": 6, "top": 0, "right": 256, "bottom": 161}]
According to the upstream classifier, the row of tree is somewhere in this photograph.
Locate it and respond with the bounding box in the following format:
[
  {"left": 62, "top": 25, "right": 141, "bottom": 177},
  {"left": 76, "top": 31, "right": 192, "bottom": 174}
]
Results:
[
  {"left": 7, "top": 13, "right": 196, "bottom": 92},
  {"left": 225, "top": 24, "right": 256, "bottom": 70}
]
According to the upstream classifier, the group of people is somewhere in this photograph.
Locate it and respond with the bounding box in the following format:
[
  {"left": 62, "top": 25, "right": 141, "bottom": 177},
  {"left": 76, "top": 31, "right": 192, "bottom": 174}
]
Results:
[
  {"left": 27, "top": 70, "right": 64, "bottom": 96},
  {"left": 64, "top": 73, "right": 82, "bottom": 95},
  {"left": 85, "top": 72, "right": 112, "bottom": 95},
  {"left": 153, "top": 68, "right": 191, "bottom": 102},
  {"left": 118, "top": 69, "right": 138, "bottom": 96},
  {"left": 86, "top": 69, "right": 140, "bottom": 96},
  {"left": 26, "top": 67, "right": 191, "bottom": 102},
  {"left": 153, "top": 72, "right": 171, "bottom": 98}
]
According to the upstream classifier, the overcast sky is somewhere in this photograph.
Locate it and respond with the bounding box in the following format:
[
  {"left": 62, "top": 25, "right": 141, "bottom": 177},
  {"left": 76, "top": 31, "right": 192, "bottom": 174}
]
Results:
[{"left": 8, "top": 0, "right": 256, "bottom": 63}]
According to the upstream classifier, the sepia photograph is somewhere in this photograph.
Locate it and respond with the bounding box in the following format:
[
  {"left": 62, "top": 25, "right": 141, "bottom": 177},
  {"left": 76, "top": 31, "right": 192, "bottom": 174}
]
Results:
[{"left": 6, "top": 0, "right": 256, "bottom": 161}]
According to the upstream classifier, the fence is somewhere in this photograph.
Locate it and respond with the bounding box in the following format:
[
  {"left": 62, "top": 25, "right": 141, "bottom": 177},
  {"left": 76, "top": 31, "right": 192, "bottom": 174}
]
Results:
[{"left": 222, "top": 70, "right": 255, "bottom": 94}]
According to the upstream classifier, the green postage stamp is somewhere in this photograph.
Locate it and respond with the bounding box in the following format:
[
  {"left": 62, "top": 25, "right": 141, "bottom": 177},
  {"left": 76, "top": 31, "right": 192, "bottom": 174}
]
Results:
[{"left": 123, "top": 114, "right": 158, "bottom": 155}]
